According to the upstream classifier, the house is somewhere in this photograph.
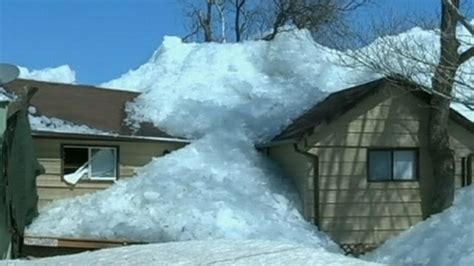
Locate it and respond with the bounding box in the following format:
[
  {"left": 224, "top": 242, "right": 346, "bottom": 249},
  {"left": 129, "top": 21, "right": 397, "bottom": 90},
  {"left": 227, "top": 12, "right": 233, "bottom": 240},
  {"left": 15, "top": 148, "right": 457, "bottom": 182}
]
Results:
[
  {"left": 261, "top": 77, "right": 474, "bottom": 252},
  {"left": 5, "top": 79, "right": 190, "bottom": 210},
  {"left": 4, "top": 77, "right": 473, "bottom": 255}
]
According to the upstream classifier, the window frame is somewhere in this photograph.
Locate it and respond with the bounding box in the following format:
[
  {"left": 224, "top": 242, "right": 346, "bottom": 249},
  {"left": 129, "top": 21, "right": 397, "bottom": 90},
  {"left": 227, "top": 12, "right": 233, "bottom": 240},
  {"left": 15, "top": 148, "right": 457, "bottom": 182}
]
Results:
[
  {"left": 367, "top": 148, "right": 419, "bottom": 182},
  {"left": 61, "top": 144, "right": 120, "bottom": 183}
]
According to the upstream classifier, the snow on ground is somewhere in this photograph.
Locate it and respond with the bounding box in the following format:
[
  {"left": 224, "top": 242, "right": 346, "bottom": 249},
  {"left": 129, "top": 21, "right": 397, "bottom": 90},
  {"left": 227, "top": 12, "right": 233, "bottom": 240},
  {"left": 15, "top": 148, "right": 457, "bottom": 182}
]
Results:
[
  {"left": 365, "top": 185, "right": 474, "bottom": 266},
  {"left": 2, "top": 240, "right": 380, "bottom": 266},
  {"left": 18, "top": 65, "right": 76, "bottom": 84},
  {"left": 27, "top": 131, "right": 338, "bottom": 251}
]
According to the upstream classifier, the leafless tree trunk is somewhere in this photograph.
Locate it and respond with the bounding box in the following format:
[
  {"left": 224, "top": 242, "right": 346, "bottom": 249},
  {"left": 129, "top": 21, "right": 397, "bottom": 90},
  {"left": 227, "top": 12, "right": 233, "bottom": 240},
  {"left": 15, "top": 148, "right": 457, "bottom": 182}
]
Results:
[
  {"left": 234, "top": 0, "right": 246, "bottom": 42},
  {"left": 429, "top": 0, "right": 473, "bottom": 214}
]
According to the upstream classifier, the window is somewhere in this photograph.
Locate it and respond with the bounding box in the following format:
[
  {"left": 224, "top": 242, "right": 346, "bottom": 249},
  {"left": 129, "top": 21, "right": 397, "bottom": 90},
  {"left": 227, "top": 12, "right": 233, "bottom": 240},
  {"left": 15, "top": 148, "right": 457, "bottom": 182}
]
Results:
[
  {"left": 368, "top": 149, "right": 418, "bottom": 181},
  {"left": 62, "top": 145, "right": 118, "bottom": 184}
]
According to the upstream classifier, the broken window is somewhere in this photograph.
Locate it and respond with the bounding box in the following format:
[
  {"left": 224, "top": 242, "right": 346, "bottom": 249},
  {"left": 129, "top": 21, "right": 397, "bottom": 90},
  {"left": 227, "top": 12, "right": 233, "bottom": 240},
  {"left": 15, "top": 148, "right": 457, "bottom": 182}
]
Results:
[{"left": 62, "top": 145, "right": 118, "bottom": 184}]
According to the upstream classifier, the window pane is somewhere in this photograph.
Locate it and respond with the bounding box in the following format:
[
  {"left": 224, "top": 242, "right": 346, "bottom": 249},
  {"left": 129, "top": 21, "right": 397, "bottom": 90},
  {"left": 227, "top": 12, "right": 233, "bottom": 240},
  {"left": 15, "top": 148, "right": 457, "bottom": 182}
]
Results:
[
  {"left": 90, "top": 148, "right": 116, "bottom": 178},
  {"left": 394, "top": 151, "right": 417, "bottom": 180},
  {"left": 63, "top": 147, "right": 88, "bottom": 174},
  {"left": 369, "top": 151, "right": 391, "bottom": 181}
]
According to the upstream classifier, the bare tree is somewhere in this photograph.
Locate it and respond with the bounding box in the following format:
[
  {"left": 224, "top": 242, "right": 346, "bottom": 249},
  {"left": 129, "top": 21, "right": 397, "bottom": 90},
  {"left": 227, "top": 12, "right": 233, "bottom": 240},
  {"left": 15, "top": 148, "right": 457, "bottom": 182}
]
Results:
[
  {"left": 182, "top": 0, "right": 217, "bottom": 42},
  {"left": 181, "top": 0, "right": 371, "bottom": 43},
  {"left": 263, "top": 0, "right": 371, "bottom": 41}
]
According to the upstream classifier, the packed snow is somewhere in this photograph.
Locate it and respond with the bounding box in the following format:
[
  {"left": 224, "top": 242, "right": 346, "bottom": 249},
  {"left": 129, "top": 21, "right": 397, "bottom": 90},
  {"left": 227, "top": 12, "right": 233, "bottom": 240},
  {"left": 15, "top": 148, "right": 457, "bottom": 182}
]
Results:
[
  {"left": 18, "top": 65, "right": 76, "bottom": 84},
  {"left": 365, "top": 185, "right": 474, "bottom": 266},
  {"left": 1, "top": 240, "right": 380, "bottom": 265}
]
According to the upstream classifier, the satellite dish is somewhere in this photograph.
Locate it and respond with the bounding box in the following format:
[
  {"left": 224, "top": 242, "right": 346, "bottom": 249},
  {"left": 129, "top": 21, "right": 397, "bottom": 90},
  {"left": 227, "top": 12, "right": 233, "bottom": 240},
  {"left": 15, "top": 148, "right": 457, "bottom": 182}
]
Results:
[{"left": 0, "top": 63, "right": 20, "bottom": 85}]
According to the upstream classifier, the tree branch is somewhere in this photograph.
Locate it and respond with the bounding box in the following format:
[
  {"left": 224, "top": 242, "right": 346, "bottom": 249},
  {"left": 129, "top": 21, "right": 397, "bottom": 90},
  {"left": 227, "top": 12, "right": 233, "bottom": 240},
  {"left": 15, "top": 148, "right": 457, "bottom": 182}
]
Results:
[
  {"left": 459, "top": 47, "right": 474, "bottom": 64},
  {"left": 442, "top": 0, "right": 474, "bottom": 35}
]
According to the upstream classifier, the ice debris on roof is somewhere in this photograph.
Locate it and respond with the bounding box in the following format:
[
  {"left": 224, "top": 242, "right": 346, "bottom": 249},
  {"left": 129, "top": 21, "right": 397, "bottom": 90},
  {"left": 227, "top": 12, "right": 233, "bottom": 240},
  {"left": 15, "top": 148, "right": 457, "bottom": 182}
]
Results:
[
  {"left": 18, "top": 65, "right": 76, "bottom": 84},
  {"left": 1, "top": 240, "right": 381, "bottom": 266},
  {"left": 0, "top": 87, "right": 14, "bottom": 102},
  {"left": 27, "top": 131, "right": 339, "bottom": 251},
  {"left": 28, "top": 106, "right": 112, "bottom": 135},
  {"left": 365, "top": 185, "right": 474, "bottom": 266}
]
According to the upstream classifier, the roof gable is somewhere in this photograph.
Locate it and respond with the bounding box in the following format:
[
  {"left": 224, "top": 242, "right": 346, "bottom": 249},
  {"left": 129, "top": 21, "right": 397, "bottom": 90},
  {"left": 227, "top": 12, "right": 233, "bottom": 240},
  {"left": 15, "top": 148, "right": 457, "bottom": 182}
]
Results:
[{"left": 272, "top": 77, "right": 474, "bottom": 142}]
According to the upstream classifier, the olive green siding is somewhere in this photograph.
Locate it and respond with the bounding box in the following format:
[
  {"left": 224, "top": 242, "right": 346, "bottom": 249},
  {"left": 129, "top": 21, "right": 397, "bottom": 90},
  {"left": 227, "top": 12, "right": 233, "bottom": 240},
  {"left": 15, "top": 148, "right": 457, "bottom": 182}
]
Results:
[
  {"left": 268, "top": 84, "right": 474, "bottom": 246},
  {"left": 33, "top": 137, "right": 186, "bottom": 209}
]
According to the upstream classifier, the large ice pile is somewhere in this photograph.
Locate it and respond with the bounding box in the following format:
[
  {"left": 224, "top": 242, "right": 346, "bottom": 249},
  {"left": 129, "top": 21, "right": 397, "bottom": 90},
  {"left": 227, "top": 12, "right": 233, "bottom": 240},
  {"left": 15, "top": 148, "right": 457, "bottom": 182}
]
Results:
[
  {"left": 105, "top": 23, "right": 473, "bottom": 123},
  {"left": 109, "top": 30, "right": 376, "bottom": 142},
  {"left": 365, "top": 185, "right": 474, "bottom": 266},
  {"left": 28, "top": 131, "right": 338, "bottom": 251},
  {"left": 28, "top": 30, "right": 349, "bottom": 251}
]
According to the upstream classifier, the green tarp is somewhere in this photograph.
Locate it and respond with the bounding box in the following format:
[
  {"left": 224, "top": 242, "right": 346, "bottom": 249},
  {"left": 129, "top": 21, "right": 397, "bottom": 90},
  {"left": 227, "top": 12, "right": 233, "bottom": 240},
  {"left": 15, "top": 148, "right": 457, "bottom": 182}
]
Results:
[
  {"left": 0, "top": 96, "right": 41, "bottom": 259},
  {"left": 0, "top": 101, "right": 10, "bottom": 259}
]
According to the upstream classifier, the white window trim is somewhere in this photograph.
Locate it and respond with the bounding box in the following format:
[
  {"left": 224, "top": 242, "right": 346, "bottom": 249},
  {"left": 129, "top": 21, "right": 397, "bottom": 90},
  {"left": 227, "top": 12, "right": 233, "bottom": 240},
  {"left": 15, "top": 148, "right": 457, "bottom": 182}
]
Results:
[{"left": 63, "top": 145, "right": 118, "bottom": 181}]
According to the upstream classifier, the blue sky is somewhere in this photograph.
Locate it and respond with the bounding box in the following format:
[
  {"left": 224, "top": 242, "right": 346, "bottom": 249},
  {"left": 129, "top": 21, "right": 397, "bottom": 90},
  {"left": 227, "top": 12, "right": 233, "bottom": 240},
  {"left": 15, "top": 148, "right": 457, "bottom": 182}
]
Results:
[{"left": 0, "top": 0, "right": 471, "bottom": 85}]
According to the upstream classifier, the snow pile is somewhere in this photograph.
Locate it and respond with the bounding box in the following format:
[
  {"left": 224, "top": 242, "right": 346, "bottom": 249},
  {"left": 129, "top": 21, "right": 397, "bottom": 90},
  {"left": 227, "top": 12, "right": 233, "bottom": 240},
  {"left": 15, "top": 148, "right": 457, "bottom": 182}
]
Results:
[
  {"left": 365, "top": 185, "right": 474, "bottom": 266},
  {"left": 28, "top": 131, "right": 337, "bottom": 251},
  {"left": 18, "top": 65, "right": 76, "bottom": 84},
  {"left": 2, "top": 240, "right": 380, "bottom": 266}
]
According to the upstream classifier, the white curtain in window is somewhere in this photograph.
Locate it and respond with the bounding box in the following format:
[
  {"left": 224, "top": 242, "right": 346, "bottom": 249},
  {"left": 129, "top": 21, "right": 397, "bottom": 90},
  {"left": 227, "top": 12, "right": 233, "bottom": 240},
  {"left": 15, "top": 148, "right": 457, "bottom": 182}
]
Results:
[
  {"left": 393, "top": 151, "right": 416, "bottom": 180},
  {"left": 90, "top": 148, "right": 116, "bottom": 178},
  {"left": 64, "top": 163, "right": 89, "bottom": 185}
]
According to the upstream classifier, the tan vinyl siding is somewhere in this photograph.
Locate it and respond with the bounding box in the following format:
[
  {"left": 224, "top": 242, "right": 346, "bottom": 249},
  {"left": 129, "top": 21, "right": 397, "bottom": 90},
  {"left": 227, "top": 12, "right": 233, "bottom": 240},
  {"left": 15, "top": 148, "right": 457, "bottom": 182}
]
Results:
[
  {"left": 34, "top": 137, "right": 186, "bottom": 209},
  {"left": 268, "top": 83, "right": 473, "bottom": 246},
  {"left": 266, "top": 144, "right": 316, "bottom": 222},
  {"left": 306, "top": 85, "right": 431, "bottom": 245},
  {"left": 449, "top": 121, "right": 474, "bottom": 189}
]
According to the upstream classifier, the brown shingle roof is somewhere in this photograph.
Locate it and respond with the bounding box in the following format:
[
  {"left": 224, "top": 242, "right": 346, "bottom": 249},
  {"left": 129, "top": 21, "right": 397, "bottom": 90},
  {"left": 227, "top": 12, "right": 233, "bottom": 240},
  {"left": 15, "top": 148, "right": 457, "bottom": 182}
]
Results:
[
  {"left": 272, "top": 77, "right": 474, "bottom": 142},
  {"left": 5, "top": 79, "right": 177, "bottom": 139}
]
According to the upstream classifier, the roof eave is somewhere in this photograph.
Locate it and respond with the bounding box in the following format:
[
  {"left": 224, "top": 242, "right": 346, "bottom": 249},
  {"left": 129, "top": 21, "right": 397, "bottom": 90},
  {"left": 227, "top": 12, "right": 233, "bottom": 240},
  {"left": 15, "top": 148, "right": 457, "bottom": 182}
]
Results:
[{"left": 31, "top": 130, "right": 192, "bottom": 144}]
